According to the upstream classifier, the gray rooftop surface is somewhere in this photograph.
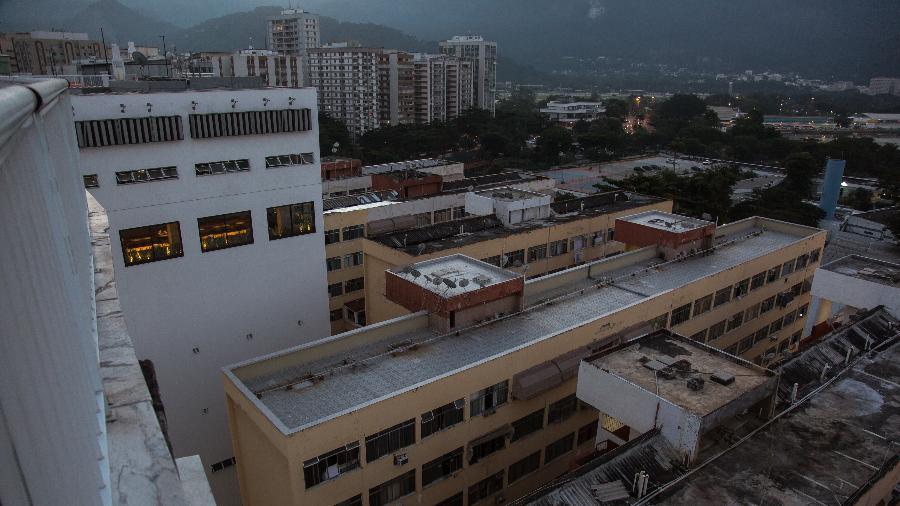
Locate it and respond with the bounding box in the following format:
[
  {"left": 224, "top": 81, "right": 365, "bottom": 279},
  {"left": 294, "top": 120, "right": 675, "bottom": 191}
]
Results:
[
  {"left": 820, "top": 254, "right": 900, "bottom": 288},
  {"left": 619, "top": 210, "right": 712, "bottom": 232},
  {"left": 235, "top": 223, "right": 816, "bottom": 433},
  {"left": 389, "top": 254, "right": 519, "bottom": 296}
]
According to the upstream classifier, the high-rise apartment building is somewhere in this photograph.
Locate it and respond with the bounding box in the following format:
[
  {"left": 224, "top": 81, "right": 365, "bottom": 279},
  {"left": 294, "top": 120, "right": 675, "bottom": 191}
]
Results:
[
  {"left": 413, "top": 53, "right": 475, "bottom": 124},
  {"left": 440, "top": 36, "right": 498, "bottom": 115},
  {"left": 378, "top": 49, "right": 416, "bottom": 127},
  {"left": 867, "top": 77, "right": 900, "bottom": 96},
  {"left": 0, "top": 31, "right": 103, "bottom": 75},
  {"left": 309, "top": 45, "right": 382, "bottom": 137},
  {"left": 224, "top": 212, "right": 825, "bottom": 505},
  {"left": 71, "top": 86, "right": 330, "bottom": 504},
  {"left": 267, "top": 9, "right": 320, "bottom": 85}
]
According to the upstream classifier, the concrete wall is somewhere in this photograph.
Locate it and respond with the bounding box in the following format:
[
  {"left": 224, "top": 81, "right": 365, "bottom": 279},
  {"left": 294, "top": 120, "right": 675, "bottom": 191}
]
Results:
[{"left": 810, "top": 266, "right": 900, "bottom": 315}]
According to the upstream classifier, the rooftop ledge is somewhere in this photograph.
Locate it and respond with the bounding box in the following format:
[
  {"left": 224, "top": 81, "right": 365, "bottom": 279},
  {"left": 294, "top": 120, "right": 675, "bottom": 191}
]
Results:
[{"left": 224, "top": 216, "right": 824, "bottom": 435}]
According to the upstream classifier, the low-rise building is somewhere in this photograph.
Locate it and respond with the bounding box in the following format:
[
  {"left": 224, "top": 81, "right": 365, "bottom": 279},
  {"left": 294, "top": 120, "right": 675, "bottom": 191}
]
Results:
[
  {"left": 540, "top": 101, "right": 606, "bottom": 126},
  {"left": 209, "top": 49, "right": 304, "bottom": 88}
]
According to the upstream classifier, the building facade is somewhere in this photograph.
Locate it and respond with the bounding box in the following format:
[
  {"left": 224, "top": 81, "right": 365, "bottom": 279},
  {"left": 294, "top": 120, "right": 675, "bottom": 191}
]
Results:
[
  {"left": 439, "top": 36, "right": 497, "bottom": 115},
  {"left": 867, "top": 77, "right": 900, "bottom": 96},
  {"left": 71, "top": 87, "right": 330, "bottom": 504},
  {"left": 0, "top": 31, "right": 103, "bottom": 75},
  {"left": 209, "top": 49, "right": 304, "bottom": 87},
  {"left": 224, "top": 213, "right": 825, "bottom": 506},
  {"left": 540, "top": 101, "right": 606, "bottom": 126},
  {"left": 414, "top": 54, "right": 475, "bottom": 124},
  {"left": 267, "top": 9, "right": 320, "bottom": 86},
  {"left": 309, "top": 45, "right": 382, "bottom": 137}
]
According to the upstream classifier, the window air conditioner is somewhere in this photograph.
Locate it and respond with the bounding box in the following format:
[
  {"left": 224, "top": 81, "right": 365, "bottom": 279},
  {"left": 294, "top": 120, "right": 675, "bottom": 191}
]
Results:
[{"left": 393, "top": 453, "right": 408, "bottom": 466}]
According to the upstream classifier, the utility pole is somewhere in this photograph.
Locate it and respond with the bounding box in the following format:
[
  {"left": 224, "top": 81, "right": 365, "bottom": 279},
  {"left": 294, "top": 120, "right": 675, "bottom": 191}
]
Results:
[
  {"left": 159, "top": 35, "right": 169, "bottom": 77},
  {"left": 99, "top": 27, "right": 109, "bottom": 75}
]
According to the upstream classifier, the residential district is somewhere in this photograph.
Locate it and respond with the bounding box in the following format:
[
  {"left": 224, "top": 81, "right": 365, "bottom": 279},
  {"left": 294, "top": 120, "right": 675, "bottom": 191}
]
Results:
[{"left": 1, "top": 7, "right": 899, "bottom": 506}]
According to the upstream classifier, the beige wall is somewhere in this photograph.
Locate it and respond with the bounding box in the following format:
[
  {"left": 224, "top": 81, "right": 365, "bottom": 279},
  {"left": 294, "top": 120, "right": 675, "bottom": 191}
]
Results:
[
  {"left": 324, "top": 208, "right": 370, "bottom": 334},
  {"left": 226, "top": 220, "right": 826, "bottom": 506}
]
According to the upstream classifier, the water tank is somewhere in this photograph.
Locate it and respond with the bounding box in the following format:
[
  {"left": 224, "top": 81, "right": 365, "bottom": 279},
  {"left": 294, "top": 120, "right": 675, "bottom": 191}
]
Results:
[{"left": 818, "top": 159, "right": 846, "bottom": 219}]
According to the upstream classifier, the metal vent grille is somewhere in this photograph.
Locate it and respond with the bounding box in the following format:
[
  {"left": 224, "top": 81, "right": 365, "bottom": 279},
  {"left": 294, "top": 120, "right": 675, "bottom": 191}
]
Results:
[{"left": 188, "top": 108, "right": 312, "bottom": 139}]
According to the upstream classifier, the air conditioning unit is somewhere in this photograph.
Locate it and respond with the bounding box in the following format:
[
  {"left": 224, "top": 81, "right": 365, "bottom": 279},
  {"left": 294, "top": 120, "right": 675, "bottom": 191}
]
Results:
[{"left": 393, "top": 453, "right": 408, "bottom": 466}]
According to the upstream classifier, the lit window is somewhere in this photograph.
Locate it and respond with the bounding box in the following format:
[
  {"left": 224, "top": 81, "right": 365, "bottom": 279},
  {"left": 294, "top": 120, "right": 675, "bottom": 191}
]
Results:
[
  {"left": 267, "top": 201, "right": 316, "bottom": 240},
  {"left": 120, "top": 222, "right": 183, "bottom": 266},
  {"left": 198, "top": 211, "right": 253, "bottom": 252}
]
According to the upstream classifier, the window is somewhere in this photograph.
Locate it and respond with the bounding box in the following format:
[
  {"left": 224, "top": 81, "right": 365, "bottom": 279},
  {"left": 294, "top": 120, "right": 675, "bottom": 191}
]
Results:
[
  {"left": 369, "top": 470, "right": 415, "bottom": 506},
  {"left": 549, "top": 239, "right": 569, "bottom": 256},
  {"left": 452, "top": 206, "right": 467, "bottom": 219},
  {"left": 737, "top": 336, "right": 754, "bottom": 354},
  {"left": 342, "top": 224, "right": 365, "bottom": 241},
  {"left": 366, "top": 419, "right": 415, "bottom": 462},
  {"left": 303, "top": 442, "right": 360, "bottom": 488},
  {"left": 766, "top": 265, "right": 782, "bottom": 283},
  {"left": 325, "top": 229, "right": 341, "bottom": 245},
  {"left": 760, "top": 296, "right": 776, "bottom": 314},
  {"left": 482, "top": 255, "right": 501, "bottom": 267},
  {"left": 198, "top": 211, "right": 253, "bottom": 252},
  {"left": 335, "top": 495, "right": 362, "bottom": 506},
  {"left": 345, "top": 277, "right": 364, "bottom": 293},
  {"left": 801, "top": 277, "right": 812, "bottom": 294},
  {"left": 733, "top": 278, "right": 750, "bottom": 298},
  {"left": 330, "top": 309, "right": 343, "bottom": 321},
  {"left": 783, "top": 310, "right": 798, "bottom": 327},
  {"left": 120, "top": 222, "right": 184, "bottom": 266},
  {"left": 470, "top": 380, "right": 508, "bottom": 416},
  {"left": 714, "top": 286, "right": 732, "bottom": 307},
  {"left": 548, "top": 394, "right": 577, "bottom": 424},
  {"left": 692, "top": 294, "right": 713, "bottom": 317},
  {"left": 545, "top": 433, "right": 575, "bottom": 464},
  {"left": 195, "top": 159, "right": 250, "bottom": 176},
  {"left": 753, "top": 325, "right": 770, "bottom": 344},
  {"left": 670, "top": 303, "right": 692, "bottom": 327},
  {"left": 744, "top": 303, "right": 761, "bottom": 322},
  {"left": 790, "top": 283, "right": 802, "bottom": 297},
  {"left": 795, "top": 254, "right": 809, "bottom": 269},
  {"left": 265, "top": 152, "right": 315, "bottom": 168},
  {"left": 809, "top": 248, "right": 821, "bottom": 264},
  {"left": 798, "top": 303, "right": 809, "bottom": 319},
  {"left": 115, "top": 166, "right": 178, "bottom": 185},
  {"left": 267, "top": 201, "right": 315, "bottom": 239},
  {"left": 344, "top": 251, "right": 363, "bottom": 268},
  {"left": 413, "top": 212, "right": 431, "bottom": 227},
  {"left": 508, "top": 451, "right": 541, "bottom": 484},
  {"left": 512, "top": 408, "right": 544, "bottom": 441},
  {"left": 782, "top": 259, "right": 796, "bottom": 276},
  {"left": 421, "top": 399, "right": 465, "bottom": 438},
  {"left": 433, "top": 208, "right": 453, "bottom": 223},
  {"left": 210, "top": 456, "right": 235, "bottom": 473},
  {"left": 527, "top": 244, "right": 548, "bottom": 262},
  {"left": 607, "top": 228, "right": 615, "bottom": 241},
  {"left": 505, "top": 249, "right": 525, "bottom": 267},
  {"left": 422, "top": 448, "right": 463, "bottom": 486},
  {"left": 750, "top": 271, "right": 766, "bottom": 291},
  {"left": 727, "top": 311, "right": 744, "bottom": 332},
  {"left": 649, "top": 313, "right": 668, "bottom": 331},
  {"left": 83, "top": 174, "right": 99, "bottom": 188},
  {"left": 769, "top": 316, "right": 784, "bottom": 333},
  {"left": 577, "top": 421, "right": 598, "bottom": 446},
  {"left": 328, "top": 282, "right": 343, "bottom": 297},
  {"left": 469, "top": 433, "right": 506, "bottom": 464},
  {"left": 468, "top": 471, "right": 504, "bottom": 505},
  {"left": 326, "top": 256, "right": 342, "bottom": 271},
  {"left": 724, "top": 344, "right": 738, "bottom": 355},
  {"left": 690, "top": 329, "right": 708, "bottom": 343},
  {"left": 435, "top": 492, "right": 464, "bottom": 506}
]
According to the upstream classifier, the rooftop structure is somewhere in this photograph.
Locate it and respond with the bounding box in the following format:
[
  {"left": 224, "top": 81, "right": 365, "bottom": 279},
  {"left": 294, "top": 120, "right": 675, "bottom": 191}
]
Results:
[
  {"left": 812, "top": 255, "right": 900, "bottom": 316},
  {"left": 615, "top": 211, "right": 716, "bottom": 260},
  {"left": 540, "top": 101, "right": 606, "bottom": 125}
]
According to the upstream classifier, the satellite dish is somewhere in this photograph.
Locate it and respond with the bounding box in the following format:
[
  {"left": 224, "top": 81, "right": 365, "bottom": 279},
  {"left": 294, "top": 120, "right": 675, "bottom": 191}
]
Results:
[
  {"left": 443, "top": 279, "right": 457, "bottom": 289},
  {"left": 458, "top": 279, "right": 470, "bottom": 287},
  {"left": 410, "top": 269, "right": 421, "bottom": 278},
  {"left": 431, "top": 277, "right": 442, "bottom": 286},
  {"left": 132, "top": 51, "right": 148, "bottom": 65}
]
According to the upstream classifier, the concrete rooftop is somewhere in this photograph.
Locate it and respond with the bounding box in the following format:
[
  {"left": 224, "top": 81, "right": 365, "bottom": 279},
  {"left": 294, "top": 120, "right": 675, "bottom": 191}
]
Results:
[
  {"left": 820, "top": 254, "right": 900, "bottom": 288},
  {"left": 389, "top": 254, "right": 519, "bottom": 297},
  {"left": 619, "top": 210, "right": 713, "bottom": 232}
]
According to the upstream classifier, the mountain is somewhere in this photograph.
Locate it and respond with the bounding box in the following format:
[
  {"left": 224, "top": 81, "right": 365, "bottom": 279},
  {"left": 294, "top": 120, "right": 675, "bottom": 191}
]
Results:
[{"left": 62, "top": 0, "right": 180, "bottom": 47}]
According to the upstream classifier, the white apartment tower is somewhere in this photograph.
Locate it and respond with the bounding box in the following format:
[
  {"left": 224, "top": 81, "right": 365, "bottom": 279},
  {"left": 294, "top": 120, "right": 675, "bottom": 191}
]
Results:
[
  {"left": 71, "top": 87, "right": 330, "bottom": 504},
  {"left": 414, "top": 53, "right": 475, "bottom": 124},
  {"left": 267, "top": 9, "right": 320, "bottom": 85},
  {"left": 439, "top": 35, "right": 498, "bottom": 115},
  {"left": 210, "top": 49, "right": 304, "bottom": 88},
  {"left": 309, "top": 45, "right": 381, "bottom": 137}
]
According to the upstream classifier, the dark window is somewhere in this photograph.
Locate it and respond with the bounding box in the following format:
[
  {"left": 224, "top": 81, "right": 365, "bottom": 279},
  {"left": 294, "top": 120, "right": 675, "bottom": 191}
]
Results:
[
  {"left": 433, "top": 208, "right": 453, "bottom": 223},
  {"left": 750, "top": 271, "right": 766, "bottom": 291},
  {"left": 795, "top": 254, "right": 809, "bottom": 269},
  {"left": 345, "top": 277, "right": 364, "bottom": 293},
  {"left": 330, "top": 309, "right": 343, "bottom": 321},
  {"left": 714, "top": 286, "right": 732, "bottom": 307},
  {"left": 115, "top": 166, "right": 178, "bottom": 185},
  {"left": 760, "top": 296, "right": 776, "bottom": 314},
  {"left": 195, "top": 159, "right": 250, "bottom": 176},
  {"left": 120, "top": 222, "right": 183, "bottom": 266},
  {"left": 365, "top": 419, "right": 415, "bottom": 462},
  {"left": 782, "top": 259, "right": 796, "bottom": 276},
  {"left": 689, "top": 329, "right": 708, "bottom": 342},
  {"left": 783, "top": 310, "right": 798, "bottom": 327},
  {"left": 369, "top": 470, "right": 415, "bottom": 506},
  {"left": 766, "top": 265, "right": 782, "bottom": 283},
  {"left": 198, "top": 211, "right": 253, "bottom": 252},
  {"left": 83, "top": 174, "right": 99, "bottom": 188},
  {"left": 528, "top": 244, "right": 548, "bottom": 262},
  {"left": 769, "top": 316, "right": 784, "bottom": 333},
  {"left": 344, "top": 251, "right": 363, "bottom": 267},
  {"left": 708, "top": 320, "right": 727, "bottom": 340},
  {"left": 303, "top": 442, "right": 360, "bottom": 488},
  {"left": 790, "top": 283, "right": 802, "bottom": 297},
  {"left": 670, "top": 303, "right": 692, "bottom": 326},
  {"left": 335, "top": 495, "right": 362, "bottom": 506},
  {"left": 511, "top": 408, "right": 544, "bottom": 441},
  {"left": 577, "top": 421, "right": 598, "bottom": 446},
  {"left": 325, "top": 229, "right": 341, "bottom": 244},
  {"left": 343, "top": 224, "right": 365, "bottom": 240},
  {"left": 452, "top": 206, "right": 467, "bottom": 219},
  {"left": 505, "top": 249, "right": 525, "bottom": 267},
  {"left": 737, "top": 336, "right": 754, "bottom": 354},
  {"left": 727, "top": 311, "right": 744, "bottom": 332},
  {"left": 508, "top": 451, "right": 541, "bottom": 483},
  {"left": 744, "top": 302, "right": 761, "bottom": 322},
  {"left": 188, "top": 109, "right": 312, "bottom": 139},
  {"left": 482, "top": 255, "right": 501, "bottom": 266},
  {"left": 326, "top": 256, "right": 342, "bottom": 271},
  {"left": 548, "top": 394, "right": 577, "bottom": 424},
  {"left": 468, "top": 471, "right": 504, "bottom": 505},
  {"left": 801, "top": 277, "right": 812, "bottom": 294},
  {"left": 809, "top": 248, "right": 821, "bottom": 264},
  {"left": 267, "top": 201, "right": 315, "bottom": 240},
  {"left": 724, "top": 344, "right": 738, "bottom": 355},
  {"left": 328, "top": 282, "right": 343, "bottom": 297},
  {"left": 692, "top": 294, "right": 713, "bottom": 317},
  {"left": 470, "top": 380, "right": 508, "bottom": 416},
  {"left": 422, "top": 447, "right": 463, "bottom": 486},
  {"left": 549, "top": 239, "right": 568, "bottom": 256},
  {"left": 649, "top": 313, "right": 668, "bottom": 330},
  {"left": 545, "top": 433, "right": 575, "bottom": 463},
  {"left": 469, "top": 433, "right": 506, "bottom": 464},
  {"left": 733, "top": 278, "right": 750, "bottom": 298},
  {"left": 435, "top": 492, "right": 464, "bottom": 506},
  {"left": 753, "top": 325, "right": 770, "bottom": 344},
  {"left": 421, "top": 399, "right": 465, "bottom": 438},
  {"left": 265, "top": 152, "right": 315, "bottom": 168}
]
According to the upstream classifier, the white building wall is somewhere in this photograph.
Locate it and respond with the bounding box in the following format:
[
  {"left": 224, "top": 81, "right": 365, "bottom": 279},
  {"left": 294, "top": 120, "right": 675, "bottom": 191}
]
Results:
[
  {"left": 72, "top": 88, "right": 329, "bottom": 505},
  {"left": 810, "top": 267, "right": 900, "bottom": 315}
]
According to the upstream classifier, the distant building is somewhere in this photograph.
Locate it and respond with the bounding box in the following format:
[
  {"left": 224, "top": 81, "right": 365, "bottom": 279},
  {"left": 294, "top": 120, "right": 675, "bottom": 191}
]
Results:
[
  {"left": 309, "top": 45, "right": 382, "bottom": 137},
  {"left": 0, "top": 31, "right": 103, "bottom": 75},
  {"left": 852, "top": 112, "right": 900, "bottom": 129},
  {"left": 540, "top": 101, "right": 606, "bottom": 126},
  {"left": 867, "top": 76, "right": 900, "bottom": 96},
  {"left": 209, "top": 49, "right": 304, "bottom": 87},
  {"left": 440, "top": 35, "right": 498, "bottom": 115},
  {"left": 267, "top": 8, "right": 320, "bottom": 85},
  {"left": 413, "top": 53, "right": 476, "bottom": 124}
]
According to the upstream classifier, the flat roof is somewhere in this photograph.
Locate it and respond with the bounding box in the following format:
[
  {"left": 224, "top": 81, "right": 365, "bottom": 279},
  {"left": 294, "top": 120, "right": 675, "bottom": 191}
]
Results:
[
  {"left": 820, "top": 254, "right": 900, "bottom": 288},
  {"left": 474, "top": 187, "right": 547, "bottom": 201},
  {"left": 587, "top": 333, "right": 769, "bottom": 417},
  {"left": 619, "top": 210, "right": 713, "bottom": 232},
  {"left": 361, "top": 158, "right": 455, "bottom": 175},
  {"left": 389, "top": 254, "right": 518, "bottom": 297},
  {"left": 227, "top": 218, "right": 821, "bottom": 434}
]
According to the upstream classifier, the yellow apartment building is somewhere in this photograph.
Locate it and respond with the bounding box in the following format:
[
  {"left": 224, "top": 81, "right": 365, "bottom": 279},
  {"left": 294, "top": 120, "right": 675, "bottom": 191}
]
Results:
[{"left": 224, "top": 213, "right": 825, "bottom": 506}]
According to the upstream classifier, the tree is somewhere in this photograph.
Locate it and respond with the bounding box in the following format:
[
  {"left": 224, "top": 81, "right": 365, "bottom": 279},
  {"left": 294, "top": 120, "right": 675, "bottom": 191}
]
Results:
[
  {"left": 318, "top": 112, "right": 353, "bottom": 157},
  {"left": 782, "top": 152, "right": 820, "bottom": 198},
  {"left": 603, "top": 98, "right": 629, "bottom": 120},
  {"left": 841, "top": 188, "right": 874, "bottom": 211},
  {"left": 536, "top": 126, "right": 573, "bottom": 163}
]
